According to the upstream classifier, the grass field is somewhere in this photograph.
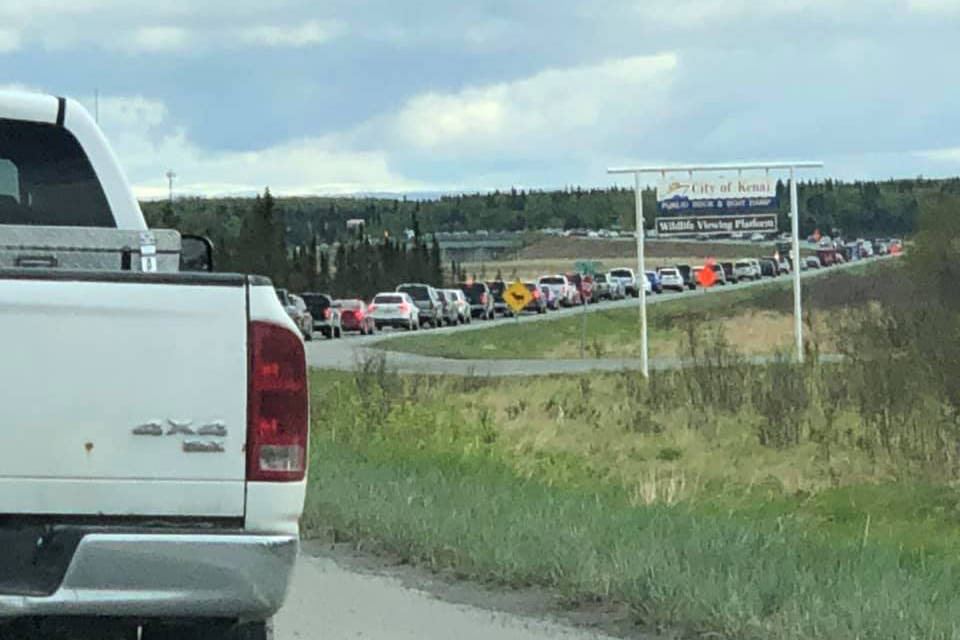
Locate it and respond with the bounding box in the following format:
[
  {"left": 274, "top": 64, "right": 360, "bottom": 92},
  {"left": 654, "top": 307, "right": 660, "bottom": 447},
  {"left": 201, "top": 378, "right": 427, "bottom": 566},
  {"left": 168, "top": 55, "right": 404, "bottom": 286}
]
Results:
[
  {"left": 378, "top": 263, "right": 886, "bottom": 360},
  {"left": 303, "top": 358, "right": 960, "bottom": 640}
]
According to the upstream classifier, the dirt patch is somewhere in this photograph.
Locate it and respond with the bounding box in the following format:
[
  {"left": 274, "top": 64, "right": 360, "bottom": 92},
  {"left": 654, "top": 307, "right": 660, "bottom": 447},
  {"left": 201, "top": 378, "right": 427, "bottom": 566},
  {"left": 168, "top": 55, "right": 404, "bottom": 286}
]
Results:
[{"left": 518, "top": 236, "right": 775, "bottom": 261}]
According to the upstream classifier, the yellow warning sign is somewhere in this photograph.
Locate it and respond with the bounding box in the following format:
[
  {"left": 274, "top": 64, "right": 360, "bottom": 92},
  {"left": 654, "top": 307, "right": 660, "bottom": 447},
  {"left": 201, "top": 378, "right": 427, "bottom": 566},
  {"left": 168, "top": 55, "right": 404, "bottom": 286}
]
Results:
[{"left": 505, "top": 280, "right": 533, "bottom": 314}]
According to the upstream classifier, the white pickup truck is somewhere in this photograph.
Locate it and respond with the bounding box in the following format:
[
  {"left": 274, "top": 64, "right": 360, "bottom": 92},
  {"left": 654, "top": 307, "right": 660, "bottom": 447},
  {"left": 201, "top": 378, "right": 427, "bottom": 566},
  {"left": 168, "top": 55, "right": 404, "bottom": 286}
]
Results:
[{"left": 0, "top": 91, "right": 307, "bottom": 639}]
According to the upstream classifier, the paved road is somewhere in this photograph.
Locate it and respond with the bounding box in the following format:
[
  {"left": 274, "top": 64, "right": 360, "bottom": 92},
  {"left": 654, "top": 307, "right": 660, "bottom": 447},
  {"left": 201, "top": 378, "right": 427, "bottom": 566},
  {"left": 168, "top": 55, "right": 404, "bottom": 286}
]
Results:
[
  {"left": 274, "top": 546, "right": 622, "bottom": 640},
  {"left": 305, "top": 258, "right": 891, "bottom": 376}
]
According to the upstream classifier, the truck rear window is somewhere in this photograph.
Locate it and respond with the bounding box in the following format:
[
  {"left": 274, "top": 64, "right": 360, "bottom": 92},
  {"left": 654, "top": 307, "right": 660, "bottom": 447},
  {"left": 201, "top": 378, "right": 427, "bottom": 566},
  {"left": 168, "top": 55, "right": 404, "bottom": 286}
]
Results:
[{"left": 0, "top": 119, "right": 113, "bottom": 227}]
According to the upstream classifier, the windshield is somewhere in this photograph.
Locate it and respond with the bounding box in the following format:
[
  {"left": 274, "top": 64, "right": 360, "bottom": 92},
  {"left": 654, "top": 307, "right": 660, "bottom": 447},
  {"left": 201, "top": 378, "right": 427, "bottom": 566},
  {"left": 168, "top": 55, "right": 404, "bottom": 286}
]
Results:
[
  {"left": 0, "top": 119, "right": 113, "bottom": 227},
  {"left": 539, "top": 276, "right": 565, "bottom": 285},
  {"left": 398, "top": 285, "right": 430, "bottom": 301},
  {"left": 373, "top": 294, "right": 403, "bottom": 304},
  {"left": 609, "top": 269, "right": 632, "bottom": 277}
]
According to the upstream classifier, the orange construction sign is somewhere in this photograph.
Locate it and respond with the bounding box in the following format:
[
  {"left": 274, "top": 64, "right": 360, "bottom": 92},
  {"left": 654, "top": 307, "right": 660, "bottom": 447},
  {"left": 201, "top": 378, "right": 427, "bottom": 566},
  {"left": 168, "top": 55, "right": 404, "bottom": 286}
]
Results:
[{"left": 697, "top": 259, "right": 717, "bottom": 288}]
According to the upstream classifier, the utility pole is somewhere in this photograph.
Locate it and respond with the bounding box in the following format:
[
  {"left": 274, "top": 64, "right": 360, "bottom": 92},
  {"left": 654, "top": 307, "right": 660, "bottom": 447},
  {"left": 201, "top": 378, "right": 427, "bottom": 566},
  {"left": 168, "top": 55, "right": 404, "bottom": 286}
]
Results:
[{"left": 165, "top": 170, "right": 176, "bottom": 205}]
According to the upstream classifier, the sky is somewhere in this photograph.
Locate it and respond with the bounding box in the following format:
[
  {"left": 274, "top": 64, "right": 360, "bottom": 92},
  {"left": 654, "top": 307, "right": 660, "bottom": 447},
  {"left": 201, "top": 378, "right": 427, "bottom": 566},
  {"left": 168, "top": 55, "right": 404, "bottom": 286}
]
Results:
[{"left": 2, "top": 0, "right": 959, "bottom": 198}]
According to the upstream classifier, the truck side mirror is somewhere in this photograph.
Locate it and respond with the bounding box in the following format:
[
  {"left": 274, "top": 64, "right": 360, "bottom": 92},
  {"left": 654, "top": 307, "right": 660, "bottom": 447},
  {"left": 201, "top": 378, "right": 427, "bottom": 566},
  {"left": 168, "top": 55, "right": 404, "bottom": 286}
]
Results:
[{"left": 181, "top": 235, "right": 214, "bottom": 273}]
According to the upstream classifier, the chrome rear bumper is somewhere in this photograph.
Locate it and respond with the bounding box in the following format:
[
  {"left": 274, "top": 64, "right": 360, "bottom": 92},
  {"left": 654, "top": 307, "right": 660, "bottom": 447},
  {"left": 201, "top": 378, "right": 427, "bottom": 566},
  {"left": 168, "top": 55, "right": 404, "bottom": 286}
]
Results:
[{"left": 0, "top": 533, "right": 297, "bottom": 619}]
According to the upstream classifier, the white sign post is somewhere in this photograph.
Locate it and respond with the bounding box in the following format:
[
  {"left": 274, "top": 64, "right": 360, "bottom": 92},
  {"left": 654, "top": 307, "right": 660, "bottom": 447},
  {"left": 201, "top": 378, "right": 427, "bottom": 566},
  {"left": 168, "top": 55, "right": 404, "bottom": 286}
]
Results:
[{"left": 607, "top": 161, "right": 823, "bottom": 376}]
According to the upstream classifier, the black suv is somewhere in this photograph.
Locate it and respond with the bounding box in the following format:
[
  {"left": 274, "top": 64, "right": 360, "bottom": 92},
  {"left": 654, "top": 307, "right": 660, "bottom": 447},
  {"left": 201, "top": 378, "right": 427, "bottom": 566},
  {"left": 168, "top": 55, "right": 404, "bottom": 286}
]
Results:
[
  {"left": 675, "top": 264, "right": 697, "bottom": 290},
  {"left": 459, "top": 281, "right": 495, "bottom": 320}
]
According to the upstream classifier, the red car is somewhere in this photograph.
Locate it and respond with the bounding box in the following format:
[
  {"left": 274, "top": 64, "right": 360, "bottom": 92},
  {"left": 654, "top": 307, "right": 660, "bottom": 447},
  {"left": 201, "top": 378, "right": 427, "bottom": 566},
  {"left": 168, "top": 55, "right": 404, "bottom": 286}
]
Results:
[
  {"left": 335, "top": 299, "right": 377, "bottom": 335},
  {"left": 565, "top": 273, "right": 595, "bottom": 304}
]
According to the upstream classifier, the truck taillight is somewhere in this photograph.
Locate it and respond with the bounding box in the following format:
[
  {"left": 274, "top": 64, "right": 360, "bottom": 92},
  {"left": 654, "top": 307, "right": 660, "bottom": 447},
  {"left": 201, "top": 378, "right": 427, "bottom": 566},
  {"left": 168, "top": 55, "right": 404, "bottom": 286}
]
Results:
[
  {"left": 481, "top": 293, "right": 488, "bottom": 304},
  {"left": 247, "top": 322, "right": 308, "bottom": 482},
  {"left": 323, "top": 308, "right": 332, "bottom": 320}
]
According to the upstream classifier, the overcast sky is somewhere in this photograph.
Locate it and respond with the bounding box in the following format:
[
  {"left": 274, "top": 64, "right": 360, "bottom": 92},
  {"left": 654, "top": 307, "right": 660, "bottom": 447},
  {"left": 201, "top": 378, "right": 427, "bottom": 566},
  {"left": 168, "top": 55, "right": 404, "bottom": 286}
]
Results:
[{"left": 2, "top": 0, "right": 959, "bottom": 198}]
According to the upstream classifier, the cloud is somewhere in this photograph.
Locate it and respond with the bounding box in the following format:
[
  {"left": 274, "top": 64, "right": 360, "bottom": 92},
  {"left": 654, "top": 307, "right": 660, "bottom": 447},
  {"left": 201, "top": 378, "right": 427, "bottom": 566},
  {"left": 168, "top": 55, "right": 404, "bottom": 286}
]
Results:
[
  {"left": 387, "top": 54, "right": 679, "bottom": 154},
  {"left": 236, "top": 20, "right": 345, "bottom": 47},
  {"left": 91, "top": 94, "right": 425, "bottom": 197},
  {"left": 118, "top": 26, "right": 191, "bottom": 53},
  {"left": 0, "top": 28, "right": 21, "bottom": 53}
]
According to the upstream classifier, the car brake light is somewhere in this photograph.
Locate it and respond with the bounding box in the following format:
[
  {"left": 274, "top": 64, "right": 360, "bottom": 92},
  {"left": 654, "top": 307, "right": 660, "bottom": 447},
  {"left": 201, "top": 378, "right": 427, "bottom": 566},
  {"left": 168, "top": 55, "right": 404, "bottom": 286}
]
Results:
[
  {"left": 533, "top": 290, "right": 540, "bottom": 299},
  {"left": 323, "top": 308, "right": 331, "bottom": 320},
  {"left": 247, "top": 322, "right": 308, "bottom": 482},
  {"left": 399, "top": 303, "right": 410, "bottom": 312},
  {"left": 368, "top": 304, "right": 377, "bottom": 312},
  {"left": 481, "top": 293, "right": 488, "bottom": 304}
]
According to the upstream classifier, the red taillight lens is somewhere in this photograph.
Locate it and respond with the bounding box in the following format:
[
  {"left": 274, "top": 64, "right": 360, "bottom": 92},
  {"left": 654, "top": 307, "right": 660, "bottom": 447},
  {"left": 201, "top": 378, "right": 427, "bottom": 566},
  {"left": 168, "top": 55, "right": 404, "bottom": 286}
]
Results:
[
  {"left": 398, "top": 303, "right": 410, "bottom": 312},
  {"left": 323, "top": 308, "right": 332, "bottom": 319},
  {"left": 247, "top": 322, "right": 308, "bottom": 482},
  {"left": 368, "top": 304, "right": 377, "bottom": 312},
  {"left": 481, "top": 293, "right": 488, "bottom": 304},
  {"left": 533, "top": 290, "right": 540, "bottom": 299}
]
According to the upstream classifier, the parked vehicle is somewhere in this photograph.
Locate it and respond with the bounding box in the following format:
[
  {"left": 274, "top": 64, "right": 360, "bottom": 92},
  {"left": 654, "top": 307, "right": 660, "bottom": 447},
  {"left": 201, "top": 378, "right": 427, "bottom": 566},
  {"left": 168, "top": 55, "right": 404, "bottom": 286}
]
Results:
[
  {"left": 397, "top": 283, "right": 444, "bottom": 327},
  {"left": 301, "top": 291, "right": 341, "bottom": 338},
  {"left": 778, "top": 257, "right": 792, "bottom": 273},
  {"left": 645, "top": 270, "right": 663, "bottom": 293},
  {"left": 696, "top": 233, "right": 710, "bottom": 241},
  {"left": 730, "top": 232, "right": 746, "bottom": 240},
  {"left": 758, "top": 258, "right": 778, "bottom": 277},
  {"left": 539, "top": 284, "right": 559, "bottom": 310},
  {"left": 277, "top": 289, "right": 314, "bottom": 340},
  {"left": 608, "top": 276, "right": 627, "bottom": 299},
  {"left": 438, "top": 289, "right": 461, "bottom": 326},
  {"left": 444, "top": 288, "right": 472, "bottom": 323},
  {"left": 763, "top": 256, "right": 783, "bottom": 276},
  {"left": 858, "top": 239, "right": 874, "bottom": 258},
  {"left": 720, "top": 261, "right": 737, "bottom": 284},
  {"left": 592, "top": 273, "right": 613, "bottom": 300},
  {"left": 675, "top": 264, "right": 697, "bottom": 290},
  {"left": 609, "top": 267, "right": 640, "bottom": 297},
  {"left": 872, "top": 240, "right": 889, "bottom": 256},
  {"left": 486, "top": 280, "right": 515, "bottom": 316},
  {"left": 805, "top": 256, "right": 822, "bottom": 269},
  {"left": 370, "top": 292, "right": 420, "bottom": 330},
  {"left": 750, "top": 232, "right": 766, "bottom": 242},
  {"left": 459, "top": 281, "right": 495, "bottom": 319},
  {"left": 0, "top": 90, "right": 305, "bottom": 638},
  {"left": 524, "top": 282, "right": 548, "bottom": 314},
  {"left": 708, "top": 263, "right": 728, "bottom": 286},
  {"left": 335, "top": 298, "right": 377, "bottom": 334},
  {"left": 658, "top": 267, "right": 684, "bottom": 292},
  {"left": 566, "top": 273, "right": 594, "bottom": 304},
  {"left": 734, "top": 259, "right": 757, "bottom": 281},
  {"left": 538, "top": 274, "right": 574, "bottom": 307}
]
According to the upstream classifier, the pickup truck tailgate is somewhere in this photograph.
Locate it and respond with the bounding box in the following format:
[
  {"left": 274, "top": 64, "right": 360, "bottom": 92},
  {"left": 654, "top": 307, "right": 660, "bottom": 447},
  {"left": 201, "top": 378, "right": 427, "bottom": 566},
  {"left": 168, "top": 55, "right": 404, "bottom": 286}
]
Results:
[{"left": 0, "top": 273, "right": 249, "bottom": 517}]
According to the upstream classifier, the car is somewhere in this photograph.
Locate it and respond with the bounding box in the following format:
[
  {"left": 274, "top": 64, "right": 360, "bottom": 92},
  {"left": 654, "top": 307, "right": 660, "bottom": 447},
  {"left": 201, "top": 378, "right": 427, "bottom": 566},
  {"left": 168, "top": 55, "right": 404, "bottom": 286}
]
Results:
[
  {"left": 609, "top": 267, "right": 640, "bottom": 297},
  {"left": 730, "top": 232, "right": 746, "bottom": 240},
  {"left": 397, "top": 283, "right": 444, "bottom": 328},
  {"left": 750, "top": 232, "right": 766, "bottom": 242},
  {"left": 805, "top": 256, "right": 822, "bottom": 269},
  {"left": 486, "top": 280, "right": 516, "bottom": 316},
  {"left": 592, "top": 273, "right": 613, "bottom": 300},
  {"left": 335, "top": 298, "right": 377, "bottom": 334},
  {"left": 539, "top": 284, "right": 560, "bottom": 310},
  {"left": 763, "top": 256, "right": 783, "bottom": 276},
  {"left": 301, "top": 291, "right": 341, "bottom": 339},
  {"left": 720, "top": 261, "right": 737, "bottom": 284},
  {"left": 733, "top": 259, "right": 757, "bottom": 281},
  {"left": 567, "top": 273, "right": 596, "bottom": 304},
  {"left": 709, "top": 263, "right": 728, "bottom": 286},
  {"left": 523, "top": 282, "right": 548, "bottom": 313},
  {"left": 696, "top": 233, "right": 710, "bottom": 241},
  {"left": 608, "top": 277, "right": 627, "bottom": 299},
  {"left": 645, "top": 270, "right": 663, "bottom": 293},
  {"left": 657, "top": 267, "right": 684, "bottom": 292},
  {"left": 276, "top": 289, "right": 314, "bottom": 340},
  {"left": 778, "top": 257, "right": 792, "bottom": 273},
  {"left": 437, "top": 289, "right": 461, "bottom": 325},
  {"left": 758, "top": 258, "right": 778, "bottom": 277},
  {"left": 537, "top": 274, "right": 574, "bottom": 307},
  {"left": 443, "top": 288, "right": 472, "bottom": 324},
  {"left": 370, "top": 292, "right": 420, "bottom": 330},
  {"left": 0, "top": 90, "right": 306, "bottom": 639},
  {"left": 872, "top": 240, "right": 889, "bottom": 256},
  {"left": 459, "top": 281, "right": 495, "bottom": 319},
  {"left": 858, "top": 239, "right": 874, "bottom": 258},
  {"left": 675, "top": 264, "right": 697, "bottom": 290}
]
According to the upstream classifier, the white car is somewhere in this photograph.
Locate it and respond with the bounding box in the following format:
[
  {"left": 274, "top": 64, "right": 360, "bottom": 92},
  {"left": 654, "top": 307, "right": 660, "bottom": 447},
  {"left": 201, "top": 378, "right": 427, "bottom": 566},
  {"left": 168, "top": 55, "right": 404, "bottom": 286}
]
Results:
[
  {"left": 657, "top": 267, "right": 684, "bottom": 292},
  {"left": 734, "top": 259, "right": 759, "bottom": 281},
  {"left": 609, "top": 268, "right": 640, "bottom": 297},
  {"left": 443, "top": 288, "right": 472, "bottom": 324},
  {"left": 370, "top": 291, "right": 420, "bottom": 330},
  {"left": 750, "top": 232, "right": 766, "bottom": 242},
  {"left": 538, "top": 274, "right": 575, "bottom": 307}
]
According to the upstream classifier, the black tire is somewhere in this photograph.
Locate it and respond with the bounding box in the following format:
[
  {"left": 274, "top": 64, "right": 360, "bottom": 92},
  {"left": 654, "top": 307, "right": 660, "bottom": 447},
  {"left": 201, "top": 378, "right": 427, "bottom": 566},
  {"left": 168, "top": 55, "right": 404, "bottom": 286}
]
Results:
[
  {"left": 322, "top": 327, "right": 332, "bottom": 340},
  {"left": 334, "top": 326, "right": 342, "bottom": 338},
  {"left": 303, "top": 328, "right": 313, "bottom": 341}
]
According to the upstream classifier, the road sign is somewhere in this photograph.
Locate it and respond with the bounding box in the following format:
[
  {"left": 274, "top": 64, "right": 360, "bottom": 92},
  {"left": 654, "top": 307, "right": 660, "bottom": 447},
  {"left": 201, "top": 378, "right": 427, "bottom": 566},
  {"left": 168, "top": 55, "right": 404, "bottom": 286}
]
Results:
[
  {"left": 505, "top": 280, "right": 533, "bottom": 314},
  {"left": 575, "top": 260, "right": 600, "bottom": 275}
]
